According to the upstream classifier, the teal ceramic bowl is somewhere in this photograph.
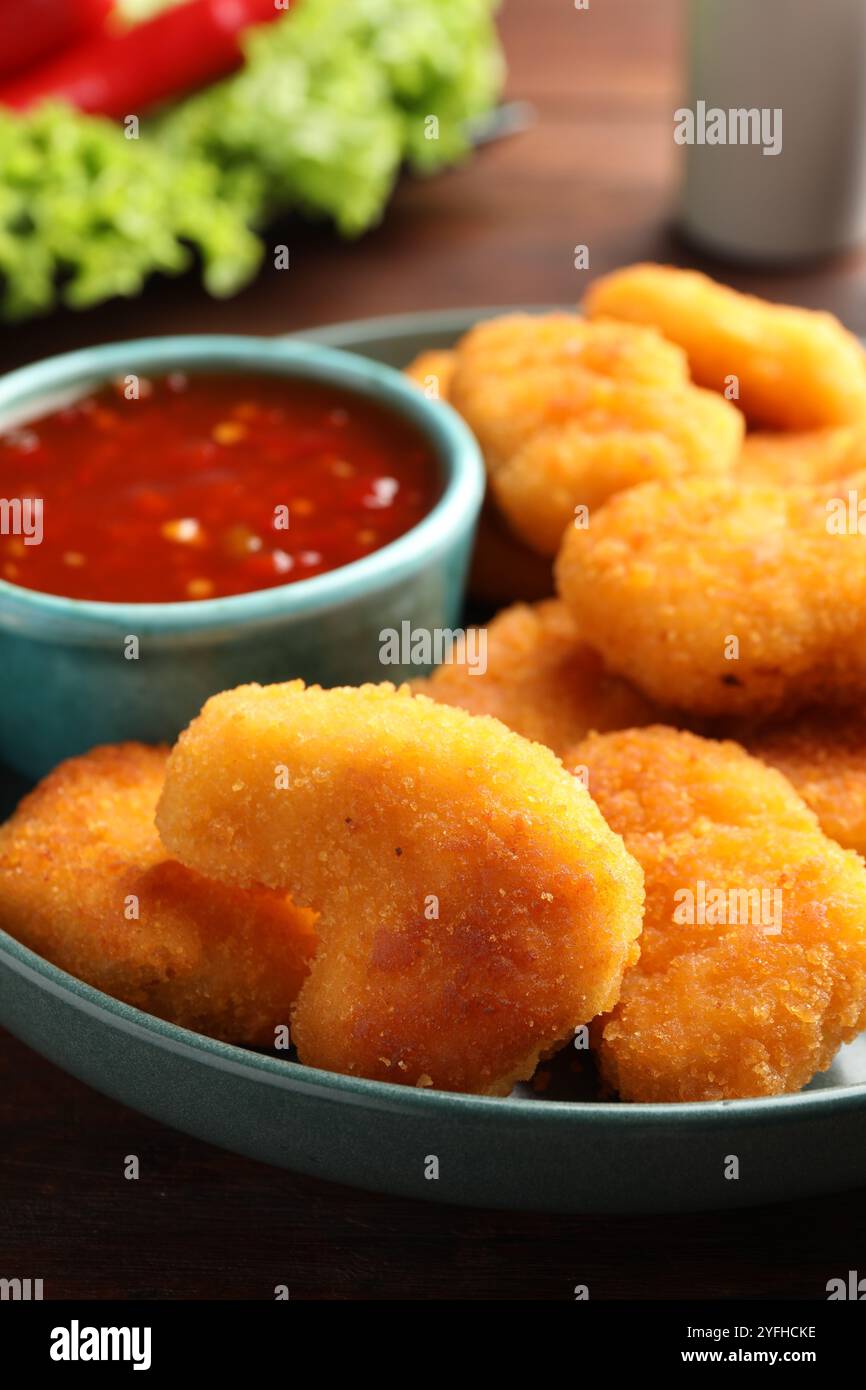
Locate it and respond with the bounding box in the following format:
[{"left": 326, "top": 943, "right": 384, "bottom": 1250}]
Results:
[{"left": 0, "top": 335, "right": 484, "bottom": 780}]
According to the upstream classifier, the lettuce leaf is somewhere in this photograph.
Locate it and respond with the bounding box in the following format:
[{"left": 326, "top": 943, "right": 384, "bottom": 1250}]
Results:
[
  {"left": 0, "top": 103, "right": 262, "bottom": 318},
  {"left": 0, "top": 0, "right": 503, "bottom": 319},
  {"left": 158, "top": 0, "right": 504, "bottom": 232}
]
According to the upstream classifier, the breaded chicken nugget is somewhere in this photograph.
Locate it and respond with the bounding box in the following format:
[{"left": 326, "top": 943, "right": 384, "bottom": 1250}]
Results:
[
  {"left": 564, "top": 727, "right": 866, "bottom": 1102},
  {"left": 584, "top": 263, "right": 866, "bottom": 429},
  {"left": 449, "top": 314, "right": 686, "bottom": 472},
  {"left": 452, "top": 312, "right": 692, "bottom": 402},
  {"left": 738, "top": 425, "right": 866, "bottom": 487},
  {"left": 156, "top": 681, "right": 644, "bottom": 1096},
  {"left": 449, "top": 313, "right": 744, "bottom": 555},
  {"left": 742, "top": 710, "right": 866, "bottom": 856},
  {"left": 495, "top": 405, "right": 735, "bottom": 555},
  {"left": 556, "top": 472, "right": 866, "bottom": 717},
  {"left": 416, "top": 598, "right": 658, "bottom": 756},
  {"left": 0, "top": 744, "right": 315, "bottom": 1043},
  {"left": 404, "top": 349, "right": 456, "bottom": 401},
  {"left": 405, "top": 349, "right": 554, "bottom": 602}
]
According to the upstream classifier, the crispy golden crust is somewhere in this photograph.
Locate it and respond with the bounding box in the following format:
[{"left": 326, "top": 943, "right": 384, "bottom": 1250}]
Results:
[
  {"left": 416, "top": 598, "right": 658, "bottom": 756},
  {"left": 405, "top": 349, "right": 555, "bottom": 603},
  {"left": 156, "top": 681, "right": 644, "bottom": 1096},
  {"left": 556, "top": 471, "right": 866, "bottom": 718},
  {"left": 738, "top": 427, "right": 862, "bottom": 487},
  {"left": 448, "top": 312, "right": 743, "bottom": 556},
  {"left": 563, "top": 727, "right": 866, "bottom": 1102},
  {"left": 403, "top": 349, "right": 456, "bottom": 401},
  {"left": 741, "top": 710, "right": 866, "bottom": 856},
  {"left": 496, "top": 424, "right": 689, "bottom": 556},
  {"left": 0, "top": 744, "right": 316, "bottom": 1044},
  {"left": 584, "top": 263, "right": 866, "bottom": 429},
  {"left": 405, "top": 348, "right": 555, "bottom": 603}
]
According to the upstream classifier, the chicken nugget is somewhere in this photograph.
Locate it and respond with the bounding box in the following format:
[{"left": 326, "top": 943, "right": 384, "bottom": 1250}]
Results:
[
  {"left": 404, "top": 349, "right": 554, "bottom": 602},
  {"left": 741, "top": 710, "right": 866, "bottom": 856},
  {"left": 584, "top": 263, "right": 866, "bottom": 429},
  {"left": 156, "top": 681, "right": 644, "bottom": 1096},
  {"left": 449, "top": 312, "right": 743, "bottom": 555},
  {"left": 416, "top": 598, "right": 658, "bottom": 756},
  {"left": 494, "top": 391, "right": 739, "bottom": 554},
  {"left": 0, "top": 744, "right": 316, "bottom": 1043},
  {"left": 405, "top": 350, "right": 555, "bottom": 601},
  {"left": 564, "top": 727, "right": 866, "bottom": 1101},
  {"left": 556, "top": 471, "right": 866, "bottom": 717},
  {"left": 452, "top": 312, "right": 691, "bottom": 404},
  {"left": 738, "top": 425, "right": 866, "bottom": 487},
  {"left": 403, "top": 349, "right": 456, "bottom": 401}
]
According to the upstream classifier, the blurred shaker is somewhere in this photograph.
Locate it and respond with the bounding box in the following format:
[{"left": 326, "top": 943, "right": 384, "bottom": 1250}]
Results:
[{"left": 681, "top": 0, "right": 866, "bottom": 260}]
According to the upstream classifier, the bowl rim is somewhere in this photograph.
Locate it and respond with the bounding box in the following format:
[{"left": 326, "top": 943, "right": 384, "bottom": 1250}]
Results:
[
  {"left": 0, "top": 334, "right": 484, "bottom": 632},
  {"left": 2, "top": 921, "right": 864, "bottom": 1127}
]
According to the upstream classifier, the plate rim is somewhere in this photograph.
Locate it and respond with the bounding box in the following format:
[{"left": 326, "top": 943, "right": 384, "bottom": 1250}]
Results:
[
  {"left": 3, "top": 303, "right": 865, "bottom": 1131},
  {"left": 3, "top": 923, "right": 865, "bottom": 1126},
  {"left": 291, "top": 304, "right": 564, "bottom": 350}
]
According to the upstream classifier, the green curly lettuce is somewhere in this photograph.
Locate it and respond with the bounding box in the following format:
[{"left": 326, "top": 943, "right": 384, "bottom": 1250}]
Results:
[
  {"left": 0, "top": 104, "right": 262, "bottom": 318},
  {"left": 157, "top": 0, "right": 504, "bottom": 232},
  {"left": 0, "top": 0, "right": 503, "bottom": 319}
]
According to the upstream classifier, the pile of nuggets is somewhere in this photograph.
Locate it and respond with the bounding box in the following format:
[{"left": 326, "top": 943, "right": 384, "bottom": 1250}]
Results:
[
  {"left": 406, "top": 263, "right": 866, "bottom": 1100},
  {"left": 4, "top": 263, "right": 866, "bottom": 1104}
]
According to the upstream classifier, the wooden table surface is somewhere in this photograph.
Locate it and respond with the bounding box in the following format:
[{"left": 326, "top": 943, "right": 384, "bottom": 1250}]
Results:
[{"left": 2, "top": 0, "right": 865, "bottom": 1299}]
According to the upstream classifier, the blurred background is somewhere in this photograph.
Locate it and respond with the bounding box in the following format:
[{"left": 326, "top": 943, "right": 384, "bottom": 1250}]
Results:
[{"left": 1, "top": 0, "right": 864, "bottom": 376}]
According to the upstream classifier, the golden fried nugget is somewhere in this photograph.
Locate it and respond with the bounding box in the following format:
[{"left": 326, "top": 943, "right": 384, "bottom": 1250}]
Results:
[
  {"left": 584, "top": 263, "right": 866, "bottom": 429},
  {"left": 452, "top": 313, "right": 691, "bottom": 406},
  {"left": 738, "top": 425, "right": 866, "bottom": 487},
  {"left": 156, "top": 681, "right": 644, "bottom": 1096},
  {"left": 741, "top": 710, "right": 866, "bottom": 856},
  {"left": 556, "top": 471, "right": 866, "bottom": 717},
  {"left": 405, "top": 350, "right": 555, "bottom": 601},
  {"left": 449, "top": 313, "right": 743, "bottom": 555},
  {"left": 563, "top": 727, "right": 866, "bottom": 1102},
  {"left": 416, "top": 598, "right": 658, "bottom": 756},
  {"left": 405, "top": 348, "right": 555, "bottom": 601},
  {"left": 495, "top": 404, "right": 737, "bottom": 555},
  {"left": 0, "top": 744, "right": 316, "bottom": 1043},
  {"left": 403, "top": 349, "right": 456, "bottom": 401}
]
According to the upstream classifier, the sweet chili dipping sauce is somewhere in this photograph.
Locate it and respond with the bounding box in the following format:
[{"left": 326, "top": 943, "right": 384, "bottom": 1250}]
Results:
[{"left": 0, "top": 371, "right": 441, "bottom": 603}]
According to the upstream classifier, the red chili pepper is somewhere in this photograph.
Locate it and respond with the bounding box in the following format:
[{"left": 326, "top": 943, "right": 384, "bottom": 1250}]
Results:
[
  {"left": 0, "top": 0, "right": 286, "bottom": 118},
  {"left": 0, "top": 0, "right": 113, "bottom": 81}
]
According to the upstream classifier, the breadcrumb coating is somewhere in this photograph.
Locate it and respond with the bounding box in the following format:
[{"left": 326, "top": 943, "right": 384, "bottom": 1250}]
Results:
[
  {"left": 563, "top": 727, "right": 866, "bottom": 1101},
  {"left": 738, "top": 427, "right": 862, "bottom": 487},
  {"left": 556, "top": 471, "right": 866, "bottom": 717},
  {"left": 584, "top": 263, "right": 866, "bottom": 429},
  {"left": 405, "top": 349, "right": 555, "bottom": 602},
  {"left": 0, "top": 744, "right": 315, "bottom": 1043},
  {"left": 448, "top": 312, "right": 744, "bottom": 555},
  {"left": 416, "top": 598, "right": 658, "bottom": 755},
  {"left": 742, "top": 710, "right": 866, "bottom": 856},
  {"left": 156, "top": 681, "right": 644, "bottom": 1096},
  {"left": 403, "top": 349, "right": 456, "bottom": 401}
]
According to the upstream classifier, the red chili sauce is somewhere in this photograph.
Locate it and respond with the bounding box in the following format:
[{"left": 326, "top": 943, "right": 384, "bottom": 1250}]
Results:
[{"left": 0, "top": 371, "right": 441, "bottom": 603}]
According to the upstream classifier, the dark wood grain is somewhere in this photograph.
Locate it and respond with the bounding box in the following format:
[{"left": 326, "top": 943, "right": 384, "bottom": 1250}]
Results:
[
  {"left": 2, "top": 1030, "right": 864, "bottom": 1302},
  {"left": 2, "top": 0, "right": 866, "bottom": 1300}
]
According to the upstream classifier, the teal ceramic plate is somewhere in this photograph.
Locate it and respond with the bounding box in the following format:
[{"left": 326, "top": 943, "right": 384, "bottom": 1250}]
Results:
[{"left": 1, "top": 307, "right": 865, "bottom": 1215}]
